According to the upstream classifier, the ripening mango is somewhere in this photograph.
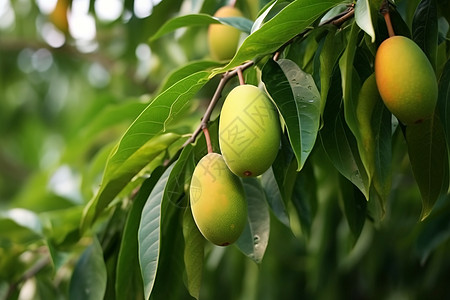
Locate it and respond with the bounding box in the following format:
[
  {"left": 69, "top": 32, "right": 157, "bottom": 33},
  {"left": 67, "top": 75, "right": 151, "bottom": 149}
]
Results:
[
  {"left": 50, "top": 0, "right": 69, "bottom": 34},
  {"left": 190, "top": 153, "right": 247, "bottom": 246},
  {"left": 219, "top": 85, "right": 281, "bottom": 177},
  {"left": 375, "top": 36, "right": 438, "bottom": 125},
  {"left": 208, "top": 6, "right": 242, "bottom": 61}
]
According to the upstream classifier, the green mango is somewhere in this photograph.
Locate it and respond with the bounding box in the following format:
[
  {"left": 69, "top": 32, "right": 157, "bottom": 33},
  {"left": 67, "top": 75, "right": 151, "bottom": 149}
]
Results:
[
  {"left": 219, "top": 85, "right": 281, "bottom": 177},
  {"left": 190, "top": 153, "right": 247, "bottom": 246},
  {"left": 208, "top": 6, "right": 242, "bottom": 61}
]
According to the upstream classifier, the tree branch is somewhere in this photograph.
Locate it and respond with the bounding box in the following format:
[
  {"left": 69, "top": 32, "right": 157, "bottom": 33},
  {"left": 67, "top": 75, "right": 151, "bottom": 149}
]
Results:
[{"left": 182, "top": 60, "right": 254, "bottom": 147}]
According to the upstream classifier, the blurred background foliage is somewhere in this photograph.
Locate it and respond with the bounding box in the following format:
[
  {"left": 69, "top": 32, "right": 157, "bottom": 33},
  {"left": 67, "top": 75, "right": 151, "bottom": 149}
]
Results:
[{"left": 1, "top": 0, "right": 450, "bottom": 299}]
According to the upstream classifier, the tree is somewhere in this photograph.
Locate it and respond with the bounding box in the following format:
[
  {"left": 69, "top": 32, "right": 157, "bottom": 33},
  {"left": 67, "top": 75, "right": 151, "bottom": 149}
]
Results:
[{"left": 1, "top": 0, "right": 450, "bottom": 299}]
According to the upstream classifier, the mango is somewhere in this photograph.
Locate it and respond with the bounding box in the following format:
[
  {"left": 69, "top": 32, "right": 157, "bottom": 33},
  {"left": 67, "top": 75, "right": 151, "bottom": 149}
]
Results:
[
  {"left": 190, "top": 153, "right": 247, "bottom": 246},
  {"left": 375, "top": 36, "right": 438, "bottom": 125},
  {"left": 219, "top": 85, "right": 281, "bottom": 177},
  {"left": 208, "top": 6, "right": 242, "bottom": 61}
]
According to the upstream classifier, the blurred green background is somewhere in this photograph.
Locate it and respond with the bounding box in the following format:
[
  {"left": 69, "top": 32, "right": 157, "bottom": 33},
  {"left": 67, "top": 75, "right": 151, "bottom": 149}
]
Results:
[{"left": 1, "top": 0, "right": 450, "bottom": 299}]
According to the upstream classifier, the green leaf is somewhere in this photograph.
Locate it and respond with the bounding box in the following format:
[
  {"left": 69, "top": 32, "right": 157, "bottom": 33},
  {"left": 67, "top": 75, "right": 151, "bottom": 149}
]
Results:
[
  {"left": 354, "top": 0, "right": 376, "bottom": 42},
  {"left": 151, "top": 14, "right": 253, "bottom": 41},
  {"left": 319, "top": 27, "right": 345, "bottom": 114},
  {"left": 260, "top": 167, "right": 290, "bottom": 227},
  {"left": 291, "top": 161, "right": 317, "bottom": 236},
  {"left": 235, "top": 177, "right": 270, "bottom": 264},
  {"left": 63, "top": 101, "right": 147, "bottom": 163},
  {"left": 412, "top": 0, "right": 438, "bottom": 70},
  {"left": 115, "top": 170, "right": 164, "bottom": 300},
  {"left": 319, "top": 69, "right": 369, "bottom": 198},
  {"left": 158, "top": 60, "right": 222, "bottom": 94},
  {"left": 406, "top": 116, "right": 449, "bottom": 220},
  {"left": 82, "top": 133, "right": 180, "bottom": 230},
  {"left": 69, "top": 237, "right": 107, "bottom": 300},
  {"left": 437, "top": 59, "right": 450, "bottom": 164},
  {"left": 262, "top": 58, "right": 321, "bottom": 171},
  {"left": 338, "top": 175, "right": 367, "bottom": 240},
  {"left": 182, "top": 207, "right": 205, "bottom": 299},
  {"left": 82, "top": 71, "right": 210, "bottom": 228},
  {"left": 339, "top": 22, "right": 362, "bottom": 141},
  {"left": 138, "top": 164, "right": 174, "bottom": 300},
  {"left": 214, "top": 0, "right": 344, "bottom": 74},
  {"left": 416, "top": 198, "right": 450, "bottom": 263},
  {"left": 0, "top": 208, "right": 43, "bottom": 244}
]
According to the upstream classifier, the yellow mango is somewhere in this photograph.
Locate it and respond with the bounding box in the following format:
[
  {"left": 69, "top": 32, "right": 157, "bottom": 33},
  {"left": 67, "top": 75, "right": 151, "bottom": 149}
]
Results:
[
  {"left": 219, "top": 85, "right": 281, "bottom": 177},
  {"left": 190, "top": 153, "right": 247, "bottom": 246},
  {"left": 208, "top": 6, "right": 242, "bottom": 61},
  {"left": 375, "top": 36, "right": 438, "bottom": 125}
]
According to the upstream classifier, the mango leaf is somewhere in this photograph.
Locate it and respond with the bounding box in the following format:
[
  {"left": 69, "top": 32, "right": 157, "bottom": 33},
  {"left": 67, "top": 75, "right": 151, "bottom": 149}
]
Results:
[
  {"left": 182, "top": 207, "right": 205, "bottom": 299},
  {"left": 261, "top": 167, "right": 290, "bottom": 227},
  {"left": 0, "top": 208, "right": 43, "bottom": 244},
  {"left": 69, "top": 237, "right": 107, "bottom": 300},
  {"left": 82, "top": 71, "right": 210, "bottom": 228},
  {"left": 412, "top": 0, "right": 438, "bottom": 70},
  {"left": 150, "top": 14, "right": 253, "bottom": 41},
  {"left": 138, "top": 164, "right": 174, "bottom": 300},
  {"left": 158, "top": 60, "right": 222, "bottom": 93},
  {"left": 406, "top": 116, "right": 449, "bottom": 220},
  {"left": 319, "top": 70, "right": 369, "bottom": 198},
  {"left": 416, "top": 198, "right": 450, "bottom": 263},
  {"left": 354, "top": 0, "right": 375, "bottom": 42},
  {"left": 63, "top": 101, "right": 147, "bottom": 162},
  {"left": 236, "top": 177, "right": 270, "bottom": 264},
  {"left": 291, "top": 161, "right": 317, "bottom": 236},
  {"left": 319, "top": 27, "right": 345, "bottom": 114},
  {"left": 115, "top": 169, "right": 165, "bottom": 300},
  {"left": 437, "top": 59, "right": 450, "bottom": 164},
  {"left": 262, "top": 58, "right": 321, "bottom": 171},
  {"left": 214, "top": 0, "right": 344, "bottom": 74},
  {"left": 339, "top": 22, "right": 361, "bottom": 140},
  {"left": 338, "top": 175, "right": 367, "bottom": 240}
]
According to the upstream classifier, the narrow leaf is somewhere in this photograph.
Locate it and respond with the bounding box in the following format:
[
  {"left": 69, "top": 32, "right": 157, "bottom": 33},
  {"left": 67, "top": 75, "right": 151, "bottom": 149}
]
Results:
[
  {"left": 354, "top": 0, "right": 376, "bottom": 42},
  {"left": 115, "top": 169, "right": 164, "bottom": 300},
  {"left": 235, "top": 178, "right": 270, "bottom": 264},
  {"left": 182, "top": 208, "right": 205, "bottom": 299},
  {"left": 406, "top": 116, "right": 449, "bottom": 220},
  {"left": 69, "top": 237, "right": 107, "bottom": 300},
  {"left": 260, "top": 167, "right": 290, "bottom": 227},
  {"left": 437, "top": 59, "right": 450, "bottom": 164},
  {"left": 82, "top": 71, "right": 210, "bottom": 228},
  {"left": 412, "top": 0, "right": 438, "bottom": 70},
  {"left": 138, "top": 164, "right": 174, "bottom": 300},
  {"left": 151, "top": 14, "right": 253, "bottom": 41},
  {"left": 319, "top": 70, "right": 369, "bottom": 198},
  {"left": 319, "top": 28, "right": 345, "bottom": 114},
  {"left": 214, "top": 0, "right": 343, "bottom": 74},
  {"left": 262, "top": 58, "right": 321, "bottom": 170}
]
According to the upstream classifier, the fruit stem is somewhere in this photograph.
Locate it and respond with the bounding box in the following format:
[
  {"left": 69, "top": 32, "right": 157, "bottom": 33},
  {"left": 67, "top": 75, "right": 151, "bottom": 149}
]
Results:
[
  {"left": 381, "top": 0, "right": 395, "bottom": 37},
  {"left": 183, "top": 60, "right": 254, "bottom": 147},
  {"left": 237, "top": 67, "right": 245, "bottom": 85},
  {"left": 202, "top": 126, "right": 214, "bottom": 154}
]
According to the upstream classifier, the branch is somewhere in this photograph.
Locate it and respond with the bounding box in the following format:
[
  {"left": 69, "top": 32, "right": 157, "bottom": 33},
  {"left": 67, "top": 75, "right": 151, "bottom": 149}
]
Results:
[
  {"left": 182, "top": 60, "right": 254, "bottom": 147},
  {"left": 5, "top": 256, "right": 50, "bottom": 300},
  {"left": 380, "top": 0, "right": 395, "bottom": 37}
]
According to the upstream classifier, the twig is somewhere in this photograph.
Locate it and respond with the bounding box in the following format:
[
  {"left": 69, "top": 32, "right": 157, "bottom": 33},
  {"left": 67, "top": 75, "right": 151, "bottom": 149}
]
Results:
[
  {"left": 202, "top": 127, "right": 213, "bottom": 153},
  {"left": 237, "top": 67, "right": 245, "bottom": 85},
  {"left": 380, "top": 0, "right": 395, "bottom": 37},
  {"left": 5, "top": 256, "right": 51, "bottom": 300},
  {"left": 182, "top": 60, "right": 254, "bottom": 147}
]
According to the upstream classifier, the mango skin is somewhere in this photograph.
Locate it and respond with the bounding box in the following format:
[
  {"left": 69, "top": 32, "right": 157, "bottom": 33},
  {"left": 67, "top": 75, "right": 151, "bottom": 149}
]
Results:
[
  {"left": 190, "top": 153, "right": 247, "bottom": 246},
  {"left": 375, "top": 36, "right": 438, "bottom": 125},
  {"left": 219, "top": 85, "right": 281, "bottom": 177},
  {"left": 208, "top": 6, "right": 242, "bottom": 61}
]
